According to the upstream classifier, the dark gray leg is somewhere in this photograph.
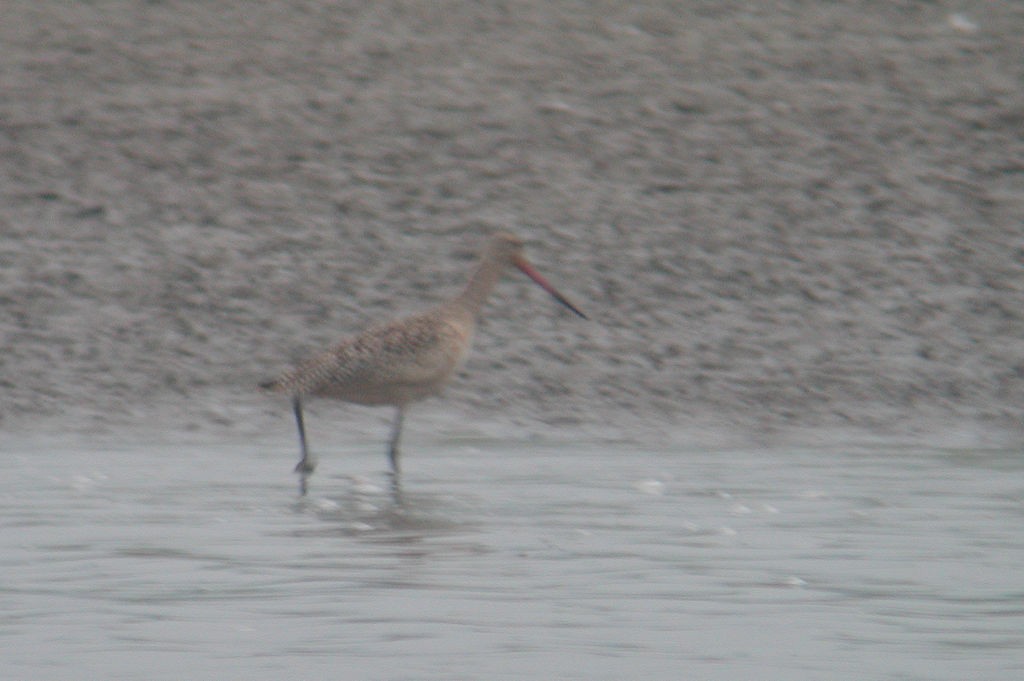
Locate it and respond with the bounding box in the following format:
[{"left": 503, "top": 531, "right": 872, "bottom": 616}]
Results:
[
  {"left": 387, "top": 406, "right": 405, "bottom": 475},
  {"left": 292, "top": 396, "right": 315, "bottom": 495}
]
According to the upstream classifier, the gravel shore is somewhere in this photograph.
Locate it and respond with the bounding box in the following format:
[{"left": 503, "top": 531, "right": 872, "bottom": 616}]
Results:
[{"left": 2, "top": 2, "right": 1022, "bottom": 446}]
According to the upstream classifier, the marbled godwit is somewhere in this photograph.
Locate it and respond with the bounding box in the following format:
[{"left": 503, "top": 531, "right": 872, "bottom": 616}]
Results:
[{"left": 260, "top": 232, "right": 586, "bottom": 493}]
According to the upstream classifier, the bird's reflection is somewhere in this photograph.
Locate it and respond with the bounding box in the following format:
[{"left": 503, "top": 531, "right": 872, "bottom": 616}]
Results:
[{"left": 288, "top": 469, "right": 478, "bottom": 547}]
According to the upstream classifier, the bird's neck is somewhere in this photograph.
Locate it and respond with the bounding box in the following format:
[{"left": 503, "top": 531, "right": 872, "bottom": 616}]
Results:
[{"left": 451, "top": 255, "right": 506, "bottom": 317}]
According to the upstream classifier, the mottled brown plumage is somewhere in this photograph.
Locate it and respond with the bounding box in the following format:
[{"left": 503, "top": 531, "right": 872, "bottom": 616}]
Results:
[
  {"left": 265, "top": 311, "right": 472, "bottom": 406},
  {"left": 261, "top": 232, "right": 586, "bottom": 494}
]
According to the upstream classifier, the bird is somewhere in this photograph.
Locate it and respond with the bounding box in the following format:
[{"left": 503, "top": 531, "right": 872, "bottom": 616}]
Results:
[{"left": 260, "top": 232, "right": 587, "bottom": 494}]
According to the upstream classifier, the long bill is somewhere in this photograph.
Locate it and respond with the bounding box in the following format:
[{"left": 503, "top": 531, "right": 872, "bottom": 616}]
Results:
[{"left": 513, "top": 255, "right": 588, "bottom": 320}]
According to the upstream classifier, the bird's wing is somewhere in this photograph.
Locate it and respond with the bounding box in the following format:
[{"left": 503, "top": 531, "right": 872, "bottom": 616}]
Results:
[{"left": 265, "top": 312, "right": 467, "bottom": 399}]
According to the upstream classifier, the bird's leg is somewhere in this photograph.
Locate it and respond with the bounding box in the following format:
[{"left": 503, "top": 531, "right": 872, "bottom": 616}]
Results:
[
  {"left": 387, "top": 406, "right": 405, "bottom": 476},
  {"left": 292, "top": 396, "right": 316, "bottom": 495}
]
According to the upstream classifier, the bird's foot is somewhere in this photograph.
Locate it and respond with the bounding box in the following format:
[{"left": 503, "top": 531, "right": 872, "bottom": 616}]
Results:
[{"left": 294, "top": 457, "right": 317, "bottom": 474}]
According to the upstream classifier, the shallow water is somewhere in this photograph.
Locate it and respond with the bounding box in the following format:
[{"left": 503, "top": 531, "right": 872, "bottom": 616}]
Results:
[{"left": 2, "top": 437, "right": 1022, "bottom": 680}]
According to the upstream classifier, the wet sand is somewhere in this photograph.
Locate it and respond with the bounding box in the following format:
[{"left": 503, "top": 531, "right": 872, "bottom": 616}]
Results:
[{"left": 2, "top": 2, "right": 1022, "bottom": 445}]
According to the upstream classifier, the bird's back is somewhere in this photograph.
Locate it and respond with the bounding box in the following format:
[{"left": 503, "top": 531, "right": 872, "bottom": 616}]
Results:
[{"left": 263, "top": 307, "right": 474, "bottom": 407}]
